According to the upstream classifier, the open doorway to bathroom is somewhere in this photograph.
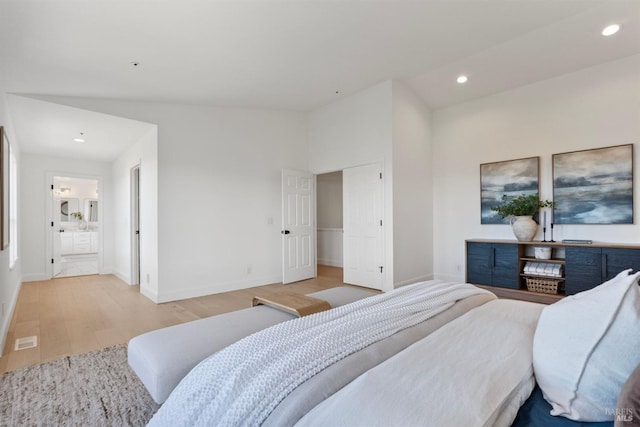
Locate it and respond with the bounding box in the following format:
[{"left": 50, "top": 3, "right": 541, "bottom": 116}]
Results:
[{"left": 52, "top": 176, "right": 100, "bottom": 278}]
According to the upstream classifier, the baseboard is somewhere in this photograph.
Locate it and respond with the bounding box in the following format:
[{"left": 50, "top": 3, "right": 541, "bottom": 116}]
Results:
[
  {"left": 140, "top": 285, "right": 159, "bottom": 303},
  {"left": 317, "top": 258, "right": 343, "bottom": 268},
  {"left": 156, "top": 275, "right": 282, "bottom": 303},
  {"left": 99, "top": 265, "right": 113, "bottom": 275},
  {"left": 21, "top": 273, "right": 49, "bottom": 282},
  {"left": 112, "top": 269, "right": 131, "bottom": 285},
  {"left": 394, "top": 273, "right": 434, "bottom": 288},
  {"left": 433, "top": 273, "right": 466, "bottom": 283},
  {"left": 0, "top": 280, "right": 22, "bottom": 354}
]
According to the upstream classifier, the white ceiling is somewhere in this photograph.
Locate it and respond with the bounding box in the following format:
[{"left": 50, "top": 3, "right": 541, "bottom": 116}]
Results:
[
  {"left": 7, "top": 95, "right": 155, "bottom": 162},
  {"left": 1, "top": 0, "right": 639, "bottom": 161}
]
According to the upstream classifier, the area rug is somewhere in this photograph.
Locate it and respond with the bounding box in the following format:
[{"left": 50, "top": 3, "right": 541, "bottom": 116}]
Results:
[{"left": 0, "top": 345, "right": 159, "bottom": 426}]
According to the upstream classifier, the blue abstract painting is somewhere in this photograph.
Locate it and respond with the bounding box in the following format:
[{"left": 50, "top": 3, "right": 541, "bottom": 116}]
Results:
[
  {"left": 553, "top": 144, "right": 633, "bottom": 224},
  {"left": 481, "top": 157, "right": 539, "bottom": 224}
]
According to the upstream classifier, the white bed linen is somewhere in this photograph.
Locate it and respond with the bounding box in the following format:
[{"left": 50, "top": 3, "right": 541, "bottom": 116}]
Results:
[
  {"left": 148, "top": 281, "right": 491, "bottom": 427},
  {"left": 296, "top": 299, "right": 544, "bottom": 427},
  {"left": 263, "top": 293, "right": 496, "bottom": 426}
]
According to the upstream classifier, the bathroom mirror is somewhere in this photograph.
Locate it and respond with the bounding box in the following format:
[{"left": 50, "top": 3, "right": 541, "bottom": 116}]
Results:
[
  {"left": 85, "top": 199, "right": 98, "bottom": 222},
  {"left": 60, "top": 198, "right": 79, "bottom": 221}
]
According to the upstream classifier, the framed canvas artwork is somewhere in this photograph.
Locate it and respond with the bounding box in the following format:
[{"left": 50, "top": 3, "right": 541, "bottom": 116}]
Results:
[
  {"left": 553, "top": 144, "right": 633, "bottom": 224},
  {"left": 480, "top": 157, "right": 540, "bottom": 224}
]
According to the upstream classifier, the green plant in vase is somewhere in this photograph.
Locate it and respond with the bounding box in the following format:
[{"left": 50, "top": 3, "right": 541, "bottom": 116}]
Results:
[
  {"left": 491, "top": 194, "right": 553, "bottom": 218},
  {"left": 492, "top": 194, "right": 553, "bottom": 241}
]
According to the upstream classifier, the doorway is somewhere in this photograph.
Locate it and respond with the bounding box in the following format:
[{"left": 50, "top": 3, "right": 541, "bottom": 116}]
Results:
[
  {"left": 131, "top": 165, "right": 141, "bottom": 286},
  {"left": 51, "top": 175, "right": 100, "bottom": 278},
  {"left": 316, "top": 163, "right": 384, "bottom": 290},
  {"left": 316, "top": 171, "right": 344, "bottom": 276}
]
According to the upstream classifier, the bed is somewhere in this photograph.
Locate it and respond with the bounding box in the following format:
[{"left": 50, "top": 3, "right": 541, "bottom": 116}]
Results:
[{"left": 140, "top": 271, "right": 640, "bottom": 427}]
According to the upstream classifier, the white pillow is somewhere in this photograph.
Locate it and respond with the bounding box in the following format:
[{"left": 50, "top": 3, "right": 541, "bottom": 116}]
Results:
[{"left": 533, "top": 268, "right": 640, "bottom": 421}]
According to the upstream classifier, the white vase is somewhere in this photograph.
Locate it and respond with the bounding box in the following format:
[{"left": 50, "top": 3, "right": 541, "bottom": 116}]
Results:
[{"left": 509, "top": 215, "right": 538, "bottom": 241}]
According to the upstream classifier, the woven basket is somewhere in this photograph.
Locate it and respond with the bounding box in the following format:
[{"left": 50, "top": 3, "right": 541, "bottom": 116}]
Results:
[{"left": 525, "top": 277, "right": 561, "bottom": 294}]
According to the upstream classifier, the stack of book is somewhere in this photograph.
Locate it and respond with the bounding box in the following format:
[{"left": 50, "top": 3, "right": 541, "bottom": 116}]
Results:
[{"left": 523, "top": 261, "right": 563, "bottom": 278}]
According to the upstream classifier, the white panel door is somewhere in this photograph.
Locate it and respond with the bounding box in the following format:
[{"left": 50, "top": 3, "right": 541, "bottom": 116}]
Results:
[
  {"left": 343, "top": 163, "right": 383, "bottom": 290},
  {"left": 52, "top": 198, "right": 62, "bottom": 277},
  {"left": 282, "top": 170, "right": 315, "bottom": 284}
]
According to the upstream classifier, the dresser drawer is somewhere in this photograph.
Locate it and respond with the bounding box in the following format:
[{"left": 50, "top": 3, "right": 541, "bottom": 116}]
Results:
[
  {"left": 74, "top": 242, "right": 91, "bottom": 253},
  {"left": 73, "top": 233, "right": 91, "bottom": 244}
]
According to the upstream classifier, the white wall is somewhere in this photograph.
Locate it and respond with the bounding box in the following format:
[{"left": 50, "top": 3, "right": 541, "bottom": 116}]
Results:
[
  {"left": 150, "top": 105, "right": 307, "bottom": 302},
  {"left": 432, "top": 54, "right": 640, "bottom": 282},
  {"left": 309, "top": 81, "right": 395, "bottom": 291},
  {"left": 111, "top": 126, "right": 158, "bottom": 302},
  {"left": 0, "top": 74, "right": 22, "bottom": 352},
  {"left": 391, "top": 81, "right": 433, "bottom": 286},
  {"left": 20, "top": 154, "right": 113, "bottom": 281},
  {"left": 36, "top": 97, "right": 309, "bottom": 302}
]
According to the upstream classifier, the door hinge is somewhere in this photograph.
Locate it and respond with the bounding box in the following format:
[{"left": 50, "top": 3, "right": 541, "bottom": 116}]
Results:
[
  {"left": 51, "top": 258, "right": 54, "bottom": 264},
  {"left": 51, "top": 184, "right": 54, "bottom": 190},
  {"left": 379, "top": 266, "right": 383, "bottom": 273},
  {"left": 379, "top": 172, "right": 382, "bottom": 179},
  {"left": 379, "top": 219, "right": 382, "bottom": 226},
  {"left": 51, "top": 221, "right": 54, "bottom": 227}
]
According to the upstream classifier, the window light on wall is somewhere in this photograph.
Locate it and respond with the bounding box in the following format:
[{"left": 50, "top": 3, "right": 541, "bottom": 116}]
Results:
[{"left": 9, "top": 145, "right": 17, "bottom": 268}]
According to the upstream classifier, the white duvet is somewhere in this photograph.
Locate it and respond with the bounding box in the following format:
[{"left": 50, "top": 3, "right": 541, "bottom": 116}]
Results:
[
  {"left": 148, "top": 281, "right": 491, "bottom": 427},
  {"left": 297, "top": 299, "right": 544, "bottom": 427}
]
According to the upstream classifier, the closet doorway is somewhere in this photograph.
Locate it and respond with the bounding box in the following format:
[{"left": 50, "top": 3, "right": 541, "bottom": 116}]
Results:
[
  {"left": 316, "top": 171, "right": 343, "bottom": 274},
  {"left": 51, "top": 175, "right": 101, "bottom": 278},
  {"left": 316, "top": 163, "right": 384, "bottom": 290}
]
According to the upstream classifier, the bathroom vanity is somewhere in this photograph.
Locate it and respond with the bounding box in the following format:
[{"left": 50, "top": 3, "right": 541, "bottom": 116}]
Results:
[{"left": 60, "top": 231, "right": 98, "bottom": 255}]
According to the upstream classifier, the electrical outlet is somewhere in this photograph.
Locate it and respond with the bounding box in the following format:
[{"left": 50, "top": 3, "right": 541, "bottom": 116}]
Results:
[
  {"left": 247, "top": 267, "right": 252, "bottom": 275},
  {"left": 146, "top": 273, "right": 150, "bottom": 284},
  {"left": 267, "top": 217, "right": 273, "bottom": 225},
  {"left": 456, "top": 264, "right": 462, "bottom": 273}
]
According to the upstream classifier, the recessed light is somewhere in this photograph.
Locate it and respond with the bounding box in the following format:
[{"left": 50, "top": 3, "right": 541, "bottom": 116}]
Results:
[
  {"left": 73, "top": 132, "right": 85, "bottom": 143},
  {"left": 457, "top": 75, "right": 468, "bottom": 84},
  {"left": 602, "top": 24, "right": 620, "bottom": 36}
]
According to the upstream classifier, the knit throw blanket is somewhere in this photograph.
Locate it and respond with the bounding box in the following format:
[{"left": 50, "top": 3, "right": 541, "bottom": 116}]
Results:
[{"left": 148, "top": 280, "right": 491, "bottom": 427}]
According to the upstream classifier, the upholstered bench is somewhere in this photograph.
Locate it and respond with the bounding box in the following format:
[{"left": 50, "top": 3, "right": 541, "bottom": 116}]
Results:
[{"left": 128, "top": 286, "right": 377, "bottom": 403}]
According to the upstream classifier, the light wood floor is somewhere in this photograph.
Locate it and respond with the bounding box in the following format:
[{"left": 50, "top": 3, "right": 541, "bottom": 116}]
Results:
[{"left": 0, "top": 265, "right": 349, "bottom": 374}]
